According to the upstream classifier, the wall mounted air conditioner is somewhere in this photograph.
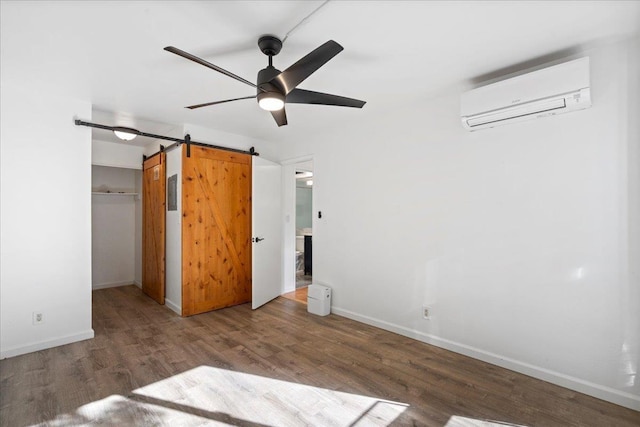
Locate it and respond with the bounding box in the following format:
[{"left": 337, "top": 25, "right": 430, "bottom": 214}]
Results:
[{"left": 461, "top": 57, "right": 591, "bottom": 131}]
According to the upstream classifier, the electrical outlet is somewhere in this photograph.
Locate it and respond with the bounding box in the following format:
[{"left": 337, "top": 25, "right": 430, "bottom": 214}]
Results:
[
  {"left": 33, "top": 312, "right": 44, "bottom": 325},
  {"left": 422, "top": 306, "right": 431, "bottom": 320}
]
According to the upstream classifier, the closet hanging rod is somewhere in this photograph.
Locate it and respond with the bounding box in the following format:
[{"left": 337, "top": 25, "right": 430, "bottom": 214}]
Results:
[{"left": 74, "top": 119, "right": 258, "bottom": 157}]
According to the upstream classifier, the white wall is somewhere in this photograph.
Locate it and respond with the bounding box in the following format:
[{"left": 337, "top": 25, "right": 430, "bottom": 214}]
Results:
[
  {"left": 91, "top": 166, "right": 137, "bottom": 289},
  {"left": 277, "top": 38, "right": 640, "bottom": 409},
  {"left": 627, "top": 38, "right": 640, "bottom": 391},
  {"left": 165, "top": 146, "right": 183, "bottom": 315},
  {"left": 0, "top": 83, "right": 94, "bottom": 359},
  {"left": 92, "top": 139, "right": 145, "bottom": 169}
]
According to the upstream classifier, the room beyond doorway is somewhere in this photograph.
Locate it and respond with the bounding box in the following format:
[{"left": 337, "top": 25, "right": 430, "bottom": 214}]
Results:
[{"left": 295, "top": 161, "right": 313, "bottom": 289}]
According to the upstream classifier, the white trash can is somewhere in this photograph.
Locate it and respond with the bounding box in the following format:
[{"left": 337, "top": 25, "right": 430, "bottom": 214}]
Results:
[{"left": 307, "top": 284, "right": 331, "bottom": 316}]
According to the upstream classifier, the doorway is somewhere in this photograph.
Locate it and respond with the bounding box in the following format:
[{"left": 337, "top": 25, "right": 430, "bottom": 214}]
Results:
[
  {"left": 281, "top": 157, "right": 314, "bottom": 304},
  {"left": 295, "top": 162, "right": 313, "bottom": 289}
]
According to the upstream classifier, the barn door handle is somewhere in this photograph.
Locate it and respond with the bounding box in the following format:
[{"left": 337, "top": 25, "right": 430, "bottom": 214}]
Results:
[{"left": 252, "top": 237, "right": 265, "bottom": 243}]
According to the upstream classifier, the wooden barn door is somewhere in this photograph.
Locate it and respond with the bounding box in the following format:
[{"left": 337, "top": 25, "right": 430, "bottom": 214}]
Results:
[
  {"left": 182, "top": 145, "right": 252, "bottom": 316},
  {"left": 142, "top": 153, "right": 166, "bottom": 304}
]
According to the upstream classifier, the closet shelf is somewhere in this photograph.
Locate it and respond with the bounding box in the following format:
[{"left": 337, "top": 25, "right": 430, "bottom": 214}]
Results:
[{"left": 92, "top": 192, "right": 139, "bottom": 196}]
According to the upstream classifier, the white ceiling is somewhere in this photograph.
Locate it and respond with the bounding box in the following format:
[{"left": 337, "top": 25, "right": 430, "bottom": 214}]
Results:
[{"left": 2, "top": 1, "right": 639, "bottom": 146}]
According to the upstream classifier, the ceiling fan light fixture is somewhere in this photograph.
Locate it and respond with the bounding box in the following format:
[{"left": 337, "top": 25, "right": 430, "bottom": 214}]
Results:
[
  {"left": 113, "top": 127, "right": 139, "bottom": 141},
  {"left": 257, "top": 92, "right": 285, "bottom": 111}
]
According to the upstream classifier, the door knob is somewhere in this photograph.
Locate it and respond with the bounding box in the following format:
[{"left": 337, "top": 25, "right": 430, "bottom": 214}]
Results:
[{"left": 253, "top": 237, "right": 265, "bottom": 243}]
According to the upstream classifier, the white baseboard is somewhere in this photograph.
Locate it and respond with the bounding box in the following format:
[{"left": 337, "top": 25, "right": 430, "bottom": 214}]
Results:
[
  {"left": 164, "top": 298, "right": 181, "bottom": 315},
  {"left": 331, "top": 306, "right": 640, "bottom": 411},
  {"left": 92, "top": 280, "right": 135, "bottom": 290},
  {"left": 134, "top": 280, "right": 142, "bottom": 289},
  {"left": 0, "top": 329, "right": 95, "bottom": 360}
]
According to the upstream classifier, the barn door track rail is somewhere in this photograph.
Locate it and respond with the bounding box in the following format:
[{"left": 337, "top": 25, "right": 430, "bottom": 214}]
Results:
[{"left": 74, "top": 119, "right": 259, "bottom": 159}]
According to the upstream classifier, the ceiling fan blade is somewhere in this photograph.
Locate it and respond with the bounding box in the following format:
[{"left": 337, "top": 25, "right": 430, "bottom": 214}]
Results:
[
  {"left": 286, "top": 89, "right": 366, "bottom": 108},
  {"left": 186, "top": 95, "right": 256, "bottom": 110},
  {"left": 270, "top": 108, "right": 287, "bottom": 127},
  {"left": 164, "top": 46, "right": 258, "bottom": 89},
  {"left": 268, "top": 40, "right": 343, "bottom": 95}
]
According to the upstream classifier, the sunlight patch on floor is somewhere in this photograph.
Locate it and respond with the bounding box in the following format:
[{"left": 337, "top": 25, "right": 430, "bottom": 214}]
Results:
[
  {"left": 133, "top": 366, "right": 408, "bottom": 426},
  {"left": 42, "top": 366, "right": 408, "bottom": 426},
  {"left": 44, "top": 394, "right": 211, "bottom": 426}
]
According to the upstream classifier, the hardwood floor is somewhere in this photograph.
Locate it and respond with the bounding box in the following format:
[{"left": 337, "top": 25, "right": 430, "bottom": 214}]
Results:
[
  {"left": 1, "top": 285, "right": 638, "bottom": 426},
  {"left": 282, "top": 286, "right": 309, "bottom": 305}
]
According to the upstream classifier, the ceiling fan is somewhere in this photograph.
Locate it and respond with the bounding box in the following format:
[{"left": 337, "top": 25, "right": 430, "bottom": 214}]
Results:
[{"left": 164, "top": 36, "right": 366, "bottom": 127}]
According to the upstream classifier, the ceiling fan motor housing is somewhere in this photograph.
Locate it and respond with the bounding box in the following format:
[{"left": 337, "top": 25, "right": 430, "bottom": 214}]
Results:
[{"left": 257, "top": 66, "right": 281, "bottom": 90}]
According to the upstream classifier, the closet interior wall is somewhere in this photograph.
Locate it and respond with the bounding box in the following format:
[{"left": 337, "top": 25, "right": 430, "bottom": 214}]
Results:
[{"left": 91, "top": 165, "right": 142, "bottom": 289}]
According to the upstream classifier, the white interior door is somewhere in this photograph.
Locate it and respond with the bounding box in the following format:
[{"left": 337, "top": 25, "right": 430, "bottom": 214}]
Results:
[{"left": 252, "top": 156, "right": 283, "bottom": 309}]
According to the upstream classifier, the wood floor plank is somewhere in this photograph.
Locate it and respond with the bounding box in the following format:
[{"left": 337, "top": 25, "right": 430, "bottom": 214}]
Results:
[{"left": 0, "top": 285, "right": 638, "bottom": 426}]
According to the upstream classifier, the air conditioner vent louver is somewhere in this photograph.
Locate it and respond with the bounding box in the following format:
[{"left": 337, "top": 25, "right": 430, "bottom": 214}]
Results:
[{"left": 461, "top": 57, "right": 591, "bottom": 131}]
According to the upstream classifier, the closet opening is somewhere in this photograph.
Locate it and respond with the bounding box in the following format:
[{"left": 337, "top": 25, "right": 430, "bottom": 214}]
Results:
[{"left": 91, "top": 165, "right": 143, "bottom": 291}]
